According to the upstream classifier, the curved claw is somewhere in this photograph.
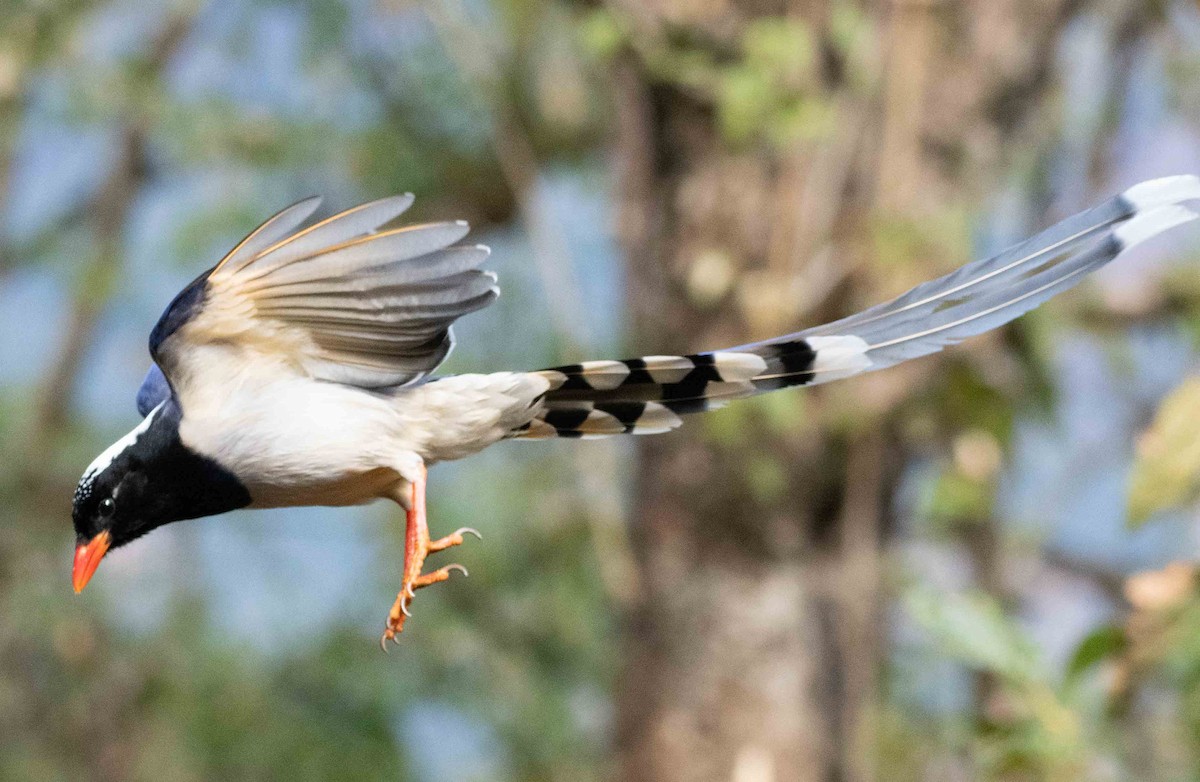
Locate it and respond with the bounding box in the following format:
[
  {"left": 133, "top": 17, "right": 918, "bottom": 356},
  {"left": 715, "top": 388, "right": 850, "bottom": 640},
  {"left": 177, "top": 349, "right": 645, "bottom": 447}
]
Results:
[
  {"left": 400, "top": 598, "right": 412, "bottom": 618},
  {"left": 445, "top": 563, "right": 469, "bottom": 578},
  {"left": 380, "top": 632, "right": 392, "bottom": 652},
  {"left": 455, "top": 527, "right": 482, "bottom": 541}
]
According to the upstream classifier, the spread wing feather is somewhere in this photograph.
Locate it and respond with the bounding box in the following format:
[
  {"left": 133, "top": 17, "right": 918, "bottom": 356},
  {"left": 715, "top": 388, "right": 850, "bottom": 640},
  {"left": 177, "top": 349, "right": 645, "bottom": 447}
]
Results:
[
  {"left": 213, "top": 196, "right": 323, "bottom": 276},
  {"left": 224, "top": 194, "right": 414, "bottom": 278},
  {"left": 242, "top": 225, "right": 477, "bottom": 292},
  {"left": 147, "top": 194, "right": 497, "bottom": 397}
]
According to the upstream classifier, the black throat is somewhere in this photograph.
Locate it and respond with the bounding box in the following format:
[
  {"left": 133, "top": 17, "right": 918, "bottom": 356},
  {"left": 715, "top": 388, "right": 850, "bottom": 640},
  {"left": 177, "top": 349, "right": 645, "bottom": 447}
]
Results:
[
  {"left": 140, "top": 399, "right": 252, "bottom": 524},
  {"left": 78, "top": 397, "right": 252, "bottom": 548}
]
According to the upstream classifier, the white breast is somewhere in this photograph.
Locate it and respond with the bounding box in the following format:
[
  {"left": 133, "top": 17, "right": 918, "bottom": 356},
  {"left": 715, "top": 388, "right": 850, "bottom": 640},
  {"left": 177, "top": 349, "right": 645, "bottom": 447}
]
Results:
[
  {"left": 174, "top": 345, "right": 402, "bottom": 507},
  {"left": 173, "top": 344, "right": 548, "bottom": 508}
]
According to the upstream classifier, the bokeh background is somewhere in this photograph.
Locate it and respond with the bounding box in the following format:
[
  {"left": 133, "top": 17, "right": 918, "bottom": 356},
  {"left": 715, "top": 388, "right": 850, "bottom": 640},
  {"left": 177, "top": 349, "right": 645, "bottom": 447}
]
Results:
[{"left": 4, "top": 1, "right": 1200, "bottom": 780}]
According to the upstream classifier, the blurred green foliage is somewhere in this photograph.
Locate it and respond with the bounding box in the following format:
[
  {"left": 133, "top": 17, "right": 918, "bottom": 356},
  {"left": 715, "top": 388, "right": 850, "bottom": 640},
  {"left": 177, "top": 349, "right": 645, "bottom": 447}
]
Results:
[
  {"left": 905, "top": 594, "right": 1090, "bottom": 781},
  {"left": 580, "top": 8, "right": 839, "bottom": 147},
  {"left": 1128, "top": 376, "right": 1200, "bottom": 525},
  {"left": 3, "top": 1, "right": 1200, "bottom": 781}
]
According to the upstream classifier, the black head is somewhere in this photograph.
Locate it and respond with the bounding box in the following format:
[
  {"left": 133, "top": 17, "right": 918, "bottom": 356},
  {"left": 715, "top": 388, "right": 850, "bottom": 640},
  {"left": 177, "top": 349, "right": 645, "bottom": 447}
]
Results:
[{"left": 71, "top": 398, "right": 251, "bottom": 590}]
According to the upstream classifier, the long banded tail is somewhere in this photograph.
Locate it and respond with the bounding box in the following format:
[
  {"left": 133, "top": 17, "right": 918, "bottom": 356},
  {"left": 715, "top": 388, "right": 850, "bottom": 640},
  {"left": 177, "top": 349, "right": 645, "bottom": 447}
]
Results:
[{"left": 514, "top": 176, "right": 1200, "bottom": 439}]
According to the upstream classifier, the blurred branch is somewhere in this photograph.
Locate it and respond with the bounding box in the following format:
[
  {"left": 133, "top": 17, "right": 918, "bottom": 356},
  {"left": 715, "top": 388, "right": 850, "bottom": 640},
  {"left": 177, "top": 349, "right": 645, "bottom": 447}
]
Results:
[
  {"left": 353, "top": 52, "right": 517, "bottom": 224},
  {"left": 759, "top": 94, "right": 869, "bottom": 336},
  {"left": 0, "top": 201, "right": 92, "bottom": 280},
  {"left": 420, "top": 0, "right": 591, "bottom": 358},
  {"left": 0, "top": 6, "right": 69, "bottom": 275},
  {"left": 767, "top": 14, "right": 878, "bottom": 312},
  {"left": 1085, "top": 4, "right": 1157, "bottom": 187},
  {"left": 836, "top": 429, "right": 891, "bottom": 782},
  {"left": 1042, "top": 549, "right": 1126, "bottom": 603},
  {"left": 875, "top": 0, "right": 935, "bottom": 214},
  {"left": 30, "top": 126, "right": 147, "bottom": 445},
  {"left": 24, "top": 12, "right": 195, "bottom": 477}
]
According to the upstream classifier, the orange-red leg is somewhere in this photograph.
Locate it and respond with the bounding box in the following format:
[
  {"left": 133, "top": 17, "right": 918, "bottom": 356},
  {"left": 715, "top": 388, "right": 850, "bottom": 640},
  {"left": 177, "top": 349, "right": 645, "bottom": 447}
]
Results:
[{"left": 381, "top": 465, "right": 479, "bottom": 648}]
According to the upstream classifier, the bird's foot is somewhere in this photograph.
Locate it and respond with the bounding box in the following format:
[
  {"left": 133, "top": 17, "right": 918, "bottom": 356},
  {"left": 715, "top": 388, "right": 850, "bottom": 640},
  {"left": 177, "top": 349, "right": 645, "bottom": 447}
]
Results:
[
  {"left": 429, "top": 527, "right": 481, "bottom": 553},
  {"left": 380, "top": 474, "right": 480, "bottom": 649}
]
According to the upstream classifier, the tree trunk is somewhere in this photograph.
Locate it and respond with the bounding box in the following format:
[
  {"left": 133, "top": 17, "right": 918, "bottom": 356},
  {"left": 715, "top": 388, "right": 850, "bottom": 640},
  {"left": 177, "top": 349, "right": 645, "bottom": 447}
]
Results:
[{"left": 609, "top": 1, "right": 1084, "bottom": 780}]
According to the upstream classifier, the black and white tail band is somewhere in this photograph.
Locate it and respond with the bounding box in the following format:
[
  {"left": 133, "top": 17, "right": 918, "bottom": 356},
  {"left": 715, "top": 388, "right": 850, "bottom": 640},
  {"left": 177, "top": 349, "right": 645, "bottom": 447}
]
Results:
[{"left": 515, "top": 176, "right": 1200, "bottom": 439}]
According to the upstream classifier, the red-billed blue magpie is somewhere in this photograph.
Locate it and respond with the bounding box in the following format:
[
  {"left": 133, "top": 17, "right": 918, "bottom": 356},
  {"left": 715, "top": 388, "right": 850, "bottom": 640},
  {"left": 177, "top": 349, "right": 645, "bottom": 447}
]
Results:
[{"left": 71, "top": 176, "right": 1200, "bottom": 646}]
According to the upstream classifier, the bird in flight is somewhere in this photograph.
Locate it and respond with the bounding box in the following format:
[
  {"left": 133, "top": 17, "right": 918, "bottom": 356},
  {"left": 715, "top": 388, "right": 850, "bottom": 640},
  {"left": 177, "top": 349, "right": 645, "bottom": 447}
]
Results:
[{"left": 71, "top": 176, "right": 1200, "bottom": 647}]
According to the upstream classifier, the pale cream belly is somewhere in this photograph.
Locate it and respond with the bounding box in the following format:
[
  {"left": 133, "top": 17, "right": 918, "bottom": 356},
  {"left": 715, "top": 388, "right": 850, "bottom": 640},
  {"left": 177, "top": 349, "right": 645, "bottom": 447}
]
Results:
[{"left": 246, "top": 466, "right": 404, "bottom": 509}]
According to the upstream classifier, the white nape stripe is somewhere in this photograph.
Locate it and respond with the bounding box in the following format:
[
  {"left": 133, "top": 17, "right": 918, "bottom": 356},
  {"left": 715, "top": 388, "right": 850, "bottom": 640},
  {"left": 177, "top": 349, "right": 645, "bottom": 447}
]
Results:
[
  {"left": 81, "top": 403, "right": 165, "bottom": 483},
  {"left": 1121, "top": 175, "right": 1200, "bottom": 211},
  {"left": 1114, "top": 205, "right": 1198, "bottom": 250}
]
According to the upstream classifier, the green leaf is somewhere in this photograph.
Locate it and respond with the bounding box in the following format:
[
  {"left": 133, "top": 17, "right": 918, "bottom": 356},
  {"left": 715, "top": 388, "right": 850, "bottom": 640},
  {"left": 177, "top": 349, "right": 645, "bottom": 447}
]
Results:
[
  {"left": 769, "top": 97, "right": 835, "bottom": 145},
  {"left": 742, "top": 18, "right": 814, "bottom": 80},
  {"left": 578, "top": 8, "right": 624, "bottom": 61},
  {"left": 716, "top": 64, "right": 776, "bottom": 143},
  {"left": 924, "top": 469, "right": 993, "bottom": 526},
  {"left": 1128, "top": 376, "right": 1200, "bottom": 525},
  {"left": 746, "top": 455, "right": 788, "bottom": 504},
  {"left": 906, "top": 586, "right": 1041, "bottom": 683},
  {"left": 1064, "top": 625, "right": 1126, "bottom": 686}
]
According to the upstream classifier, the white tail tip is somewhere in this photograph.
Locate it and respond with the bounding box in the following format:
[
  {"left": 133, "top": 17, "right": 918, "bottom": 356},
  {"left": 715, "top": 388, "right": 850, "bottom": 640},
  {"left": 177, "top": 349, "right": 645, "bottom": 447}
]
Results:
[
  {"left": 1114, "top": 204, "right": 1199, "bottom": 250},
  {"left": 1122, "top": 175, "right": 1200, "bottom": 210}
]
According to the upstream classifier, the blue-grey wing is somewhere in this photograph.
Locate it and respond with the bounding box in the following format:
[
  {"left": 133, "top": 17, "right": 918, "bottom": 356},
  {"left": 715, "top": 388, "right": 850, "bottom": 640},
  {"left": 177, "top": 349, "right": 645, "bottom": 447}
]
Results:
[{"left": 136, "top": 363, "right": 171, "bottom": 416}]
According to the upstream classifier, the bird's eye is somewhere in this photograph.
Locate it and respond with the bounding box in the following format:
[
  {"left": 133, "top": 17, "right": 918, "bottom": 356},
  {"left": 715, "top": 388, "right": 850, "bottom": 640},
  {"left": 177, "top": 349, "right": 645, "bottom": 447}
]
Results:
[{"left": 98, "top": 498, "right": 116, "bottom": 519}]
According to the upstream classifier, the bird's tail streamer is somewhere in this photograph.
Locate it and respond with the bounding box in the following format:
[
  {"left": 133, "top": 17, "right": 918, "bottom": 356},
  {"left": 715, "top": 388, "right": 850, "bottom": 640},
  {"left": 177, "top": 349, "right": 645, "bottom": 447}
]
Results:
[{"left": 513, "top": 176, "right": 1200, "bottom": 439}]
